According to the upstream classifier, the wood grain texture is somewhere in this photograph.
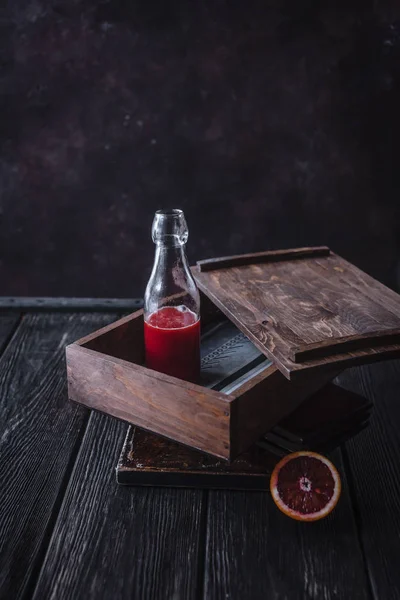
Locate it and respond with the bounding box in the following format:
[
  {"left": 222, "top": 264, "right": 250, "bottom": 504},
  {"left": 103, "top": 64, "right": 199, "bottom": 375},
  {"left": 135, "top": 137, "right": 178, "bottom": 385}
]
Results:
[
  {"left": 314, "top": 255, "right": 400, "bottom": 319},
  {"left": 204, "top": 450, "right": 370, "bottom": 600},
  {"left": 0, "top": 312, "right": 118, "bottom": 600},
  {"left": 32, "top": 412, "right": 205, "bottom": 600},
  {"left": 197, "top": 246, "right": 330, "bottom": 271},
  {"left": 0, "top": 313, "right": 20, "bottom": 353},
  {"left": 67, "top": 344, "right": 233, "bottom": 459},
  {"left": 193, "top": 250, "right": 400, "bottom": 379},
  {"left": 337, "top": 360, "right": 400, "bottom": 600},
  {"left": 0, "top": 305, "right": 398, "bottom": 600}
]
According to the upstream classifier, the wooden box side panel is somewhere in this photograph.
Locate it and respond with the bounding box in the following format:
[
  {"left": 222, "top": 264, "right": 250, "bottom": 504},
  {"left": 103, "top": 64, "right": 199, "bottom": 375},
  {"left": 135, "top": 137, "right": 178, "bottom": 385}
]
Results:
[
  {"left": 230, "top": 365, "right": 339, "bottom": 456},
  {"left": 77, "top": 309, "right": 145, "bottom": 364},
  {"left": 66, "top": 345, "right": 233, "bottom": 459}
]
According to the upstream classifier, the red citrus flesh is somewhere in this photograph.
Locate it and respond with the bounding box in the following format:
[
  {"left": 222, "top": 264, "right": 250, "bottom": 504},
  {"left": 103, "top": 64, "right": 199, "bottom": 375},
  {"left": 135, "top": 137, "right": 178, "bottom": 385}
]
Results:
[{"left": 270, "top": 451, "right": 341, "bottom": 522}]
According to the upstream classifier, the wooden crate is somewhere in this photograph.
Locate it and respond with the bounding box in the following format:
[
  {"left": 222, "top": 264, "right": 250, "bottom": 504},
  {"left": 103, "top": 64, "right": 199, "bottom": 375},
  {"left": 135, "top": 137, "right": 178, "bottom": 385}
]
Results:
[
  {"left": 66, "top": 292, "right": 333, "bottom": 460},
  {"left": 66, "top": 246, "right": 400, "bottom": 461}
]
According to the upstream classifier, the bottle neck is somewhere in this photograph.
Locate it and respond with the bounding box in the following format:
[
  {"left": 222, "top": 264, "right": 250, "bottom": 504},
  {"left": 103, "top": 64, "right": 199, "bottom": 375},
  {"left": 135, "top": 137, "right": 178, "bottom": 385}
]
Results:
[
  {"left": 150, "top": 243, "right": 191, "bottom": 289},
  {"left": 153, "top": 241, "right": 189, "bottom": 267}
]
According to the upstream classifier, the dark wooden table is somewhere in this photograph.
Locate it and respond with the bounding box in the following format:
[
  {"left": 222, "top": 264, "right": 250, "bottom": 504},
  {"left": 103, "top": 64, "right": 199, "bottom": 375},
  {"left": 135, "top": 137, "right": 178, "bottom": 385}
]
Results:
[{"left": 1, "top": 298, "right": 400, "bottom": 600}]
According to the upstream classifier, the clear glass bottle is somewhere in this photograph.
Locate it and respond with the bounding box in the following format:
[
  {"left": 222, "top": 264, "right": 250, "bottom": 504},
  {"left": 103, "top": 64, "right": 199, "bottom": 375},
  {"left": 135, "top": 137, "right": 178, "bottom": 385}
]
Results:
[{"left": 144, "top": 209, "right": 200, "bottom": 382}]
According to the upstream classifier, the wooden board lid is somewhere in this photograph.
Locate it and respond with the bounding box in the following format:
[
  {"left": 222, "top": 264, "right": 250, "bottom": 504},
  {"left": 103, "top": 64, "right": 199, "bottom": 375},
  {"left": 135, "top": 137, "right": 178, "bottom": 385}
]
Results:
[{"left": 193, "top": 246, "right": 400, "bottom": 380}]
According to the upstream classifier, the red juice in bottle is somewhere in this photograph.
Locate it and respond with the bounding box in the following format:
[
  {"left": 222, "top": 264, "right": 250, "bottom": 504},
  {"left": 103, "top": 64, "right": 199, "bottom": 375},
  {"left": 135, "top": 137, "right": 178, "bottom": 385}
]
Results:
[{"left": 144, "top": 306, "right": 200, "bottom": 382}]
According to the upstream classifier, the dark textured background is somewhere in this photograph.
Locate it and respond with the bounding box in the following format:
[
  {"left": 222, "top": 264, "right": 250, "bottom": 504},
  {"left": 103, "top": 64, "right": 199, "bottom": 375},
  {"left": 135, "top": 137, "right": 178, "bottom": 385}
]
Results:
[{"left": 1, "top": 0, "right": 399, "bottom": 298}]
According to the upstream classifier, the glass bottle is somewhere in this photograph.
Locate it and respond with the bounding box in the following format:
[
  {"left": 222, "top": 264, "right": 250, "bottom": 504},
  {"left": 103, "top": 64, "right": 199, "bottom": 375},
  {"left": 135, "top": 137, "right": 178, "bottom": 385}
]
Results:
[{"left": 144, "top": 209, "right": 201, "bottom": 382}]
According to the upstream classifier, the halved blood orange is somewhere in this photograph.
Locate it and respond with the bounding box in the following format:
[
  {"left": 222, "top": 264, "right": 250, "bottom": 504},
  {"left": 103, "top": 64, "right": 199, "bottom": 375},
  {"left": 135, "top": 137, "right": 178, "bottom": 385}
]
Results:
[{"left": 270, "top": 451, "right": 341, "bottom": 522}]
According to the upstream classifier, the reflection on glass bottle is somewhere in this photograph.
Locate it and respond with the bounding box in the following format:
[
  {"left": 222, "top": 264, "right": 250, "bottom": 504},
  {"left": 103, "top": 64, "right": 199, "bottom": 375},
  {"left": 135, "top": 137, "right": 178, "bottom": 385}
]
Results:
[{"left": 144, "top": 209, "right": 200, "bottom": 382}]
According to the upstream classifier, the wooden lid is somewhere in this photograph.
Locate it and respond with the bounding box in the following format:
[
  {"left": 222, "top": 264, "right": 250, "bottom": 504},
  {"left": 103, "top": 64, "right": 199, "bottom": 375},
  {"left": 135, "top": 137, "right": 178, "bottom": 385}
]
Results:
[{"left": 193, "top": 246, "right": 400, "bottom": 380}]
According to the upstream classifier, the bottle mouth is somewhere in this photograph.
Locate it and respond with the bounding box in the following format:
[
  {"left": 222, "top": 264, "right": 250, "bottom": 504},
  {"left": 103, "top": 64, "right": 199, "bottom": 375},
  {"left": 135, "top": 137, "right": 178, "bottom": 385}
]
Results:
[
  {"left": 155, "top": 208, "right": 183, "bottom": 217},
  {"left": 152, "top": 209, "right": 188, "bottom": 246}
]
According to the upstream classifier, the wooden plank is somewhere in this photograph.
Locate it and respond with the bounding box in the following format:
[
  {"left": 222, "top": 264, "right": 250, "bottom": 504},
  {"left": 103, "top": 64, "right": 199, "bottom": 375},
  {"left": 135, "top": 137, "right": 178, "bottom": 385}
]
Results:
[
  {"left": 313, "top": 255, "right": 400, "bottom": 320},
  {"left": 0, "top": 312, "right": 118, "bottom": 600},
  {"left": 0, "top": 313, "right": 20, "bottom": 354},
  {"left": 204, "top": 450, "right": 371, "bottom": 600},
  {"left": 337, "top": 360, "right": 400, "bottom": 600},
  {"left": 301, "top": 259, "right": 400, "bottom": 332},
  {"left": 193, "top": 251, "right": 400, "bottom": 379},
  {"left": 0, "top": 297, "right": 143, "bottom": 311},
  {"left": 32, "top": 412, "right": 205, "bottom": 600},
  {"left": 197, "top": 246, "right": 330, "bottom": 271}
]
